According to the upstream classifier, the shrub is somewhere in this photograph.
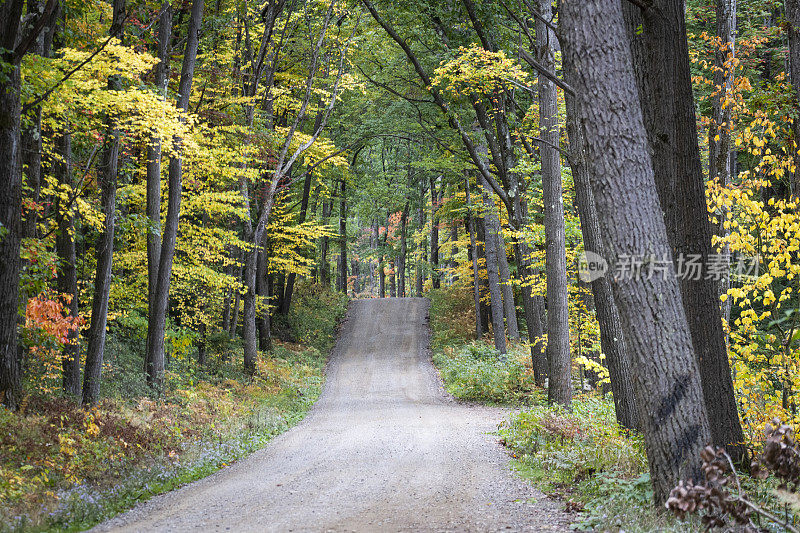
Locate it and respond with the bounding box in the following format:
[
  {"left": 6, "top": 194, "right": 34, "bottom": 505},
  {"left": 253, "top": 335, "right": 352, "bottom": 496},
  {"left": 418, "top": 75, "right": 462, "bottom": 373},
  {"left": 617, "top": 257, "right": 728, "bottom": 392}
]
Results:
[{"left": 433, "top": 342, "right": 536, "bottom": 404}]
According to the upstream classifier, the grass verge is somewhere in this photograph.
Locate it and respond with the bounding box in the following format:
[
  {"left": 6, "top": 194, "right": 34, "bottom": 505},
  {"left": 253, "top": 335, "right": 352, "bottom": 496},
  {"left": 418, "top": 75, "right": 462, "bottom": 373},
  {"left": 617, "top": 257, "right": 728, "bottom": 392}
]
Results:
[{"left": 1, "top": 283, "right": 348, "bottom": 532}]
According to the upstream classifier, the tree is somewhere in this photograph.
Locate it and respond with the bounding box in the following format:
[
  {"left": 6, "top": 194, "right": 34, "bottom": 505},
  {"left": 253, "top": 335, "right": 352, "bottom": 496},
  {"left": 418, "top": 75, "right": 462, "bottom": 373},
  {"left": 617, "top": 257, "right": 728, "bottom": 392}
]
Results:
[
  {"left": 624, "top": 0, "right": 747, "bottom": 464},
  {"left": 145, "top": 0, "right": 204, "bottom": 393},
  {"left": 563, "top": 52, "right": 638, "bottom": 430},
  {"left": 560, "top": 0, "right": 712, "bottom": 504},
  {"left": 536, "top": 0, "right": 571, "bottom": 408},
  {"left": 83, "top": 0, "right": 127, "bottom": 406}
]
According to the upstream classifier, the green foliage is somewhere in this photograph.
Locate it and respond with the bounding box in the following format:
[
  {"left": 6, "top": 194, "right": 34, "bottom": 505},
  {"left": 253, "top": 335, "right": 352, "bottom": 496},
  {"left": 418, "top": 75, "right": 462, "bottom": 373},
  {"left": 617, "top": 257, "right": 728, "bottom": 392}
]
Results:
[
  {"left": 497, "top": 398, "right": 700, "bottom": 532},
  {"left": 283, "top": 281, "right": 349, "bottom": 354},
  {"left": 1, "top": 282, "right": 344, "bottom": 531},
  {"left": 433, "top": 343, "right": 537, "bottom": 404},
  {"left": 428, "top": 285, "right": 477, "bottom": 349}
]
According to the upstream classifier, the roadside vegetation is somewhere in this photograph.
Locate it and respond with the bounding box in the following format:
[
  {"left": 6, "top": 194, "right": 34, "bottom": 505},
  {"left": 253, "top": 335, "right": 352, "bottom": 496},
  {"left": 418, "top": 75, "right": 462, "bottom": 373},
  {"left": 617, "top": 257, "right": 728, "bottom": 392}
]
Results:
[
  {"left": 0, "top": 283, "right": 347, "bottom": 532},
  {"left": 429, "top": 286, "right": 795, "bottom": 532}
]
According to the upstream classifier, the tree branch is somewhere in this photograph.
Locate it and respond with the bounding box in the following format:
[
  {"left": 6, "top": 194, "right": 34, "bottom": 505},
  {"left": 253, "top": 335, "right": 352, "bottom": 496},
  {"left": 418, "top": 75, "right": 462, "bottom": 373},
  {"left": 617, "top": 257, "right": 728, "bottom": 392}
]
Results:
[{"left": 519, "top": 48, "right": 575, "bottom": 96}]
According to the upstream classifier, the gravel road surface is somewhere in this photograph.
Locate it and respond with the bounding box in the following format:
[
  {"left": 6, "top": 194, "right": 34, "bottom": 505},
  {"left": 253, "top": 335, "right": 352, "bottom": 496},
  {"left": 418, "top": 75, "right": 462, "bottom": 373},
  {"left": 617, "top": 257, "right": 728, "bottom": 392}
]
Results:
[{"left": 92, "top": 298, "right": 570, "bottom": 532}]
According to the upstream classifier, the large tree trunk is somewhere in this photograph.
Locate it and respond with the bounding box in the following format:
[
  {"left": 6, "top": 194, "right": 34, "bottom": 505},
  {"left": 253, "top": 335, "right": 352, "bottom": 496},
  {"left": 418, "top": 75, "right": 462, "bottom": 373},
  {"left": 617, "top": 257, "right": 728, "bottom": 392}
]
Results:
[
  {"left": 537, "top": 0, "right": 571, "bottom": 407},
  {"left": 624, "top": 0, "right": 746, "bottom": 464},
  {"left": 0, "top": 0, "right": 25, "bottom": 410},
  {"left": 481, "top": 178, "right": 507, "bottom": 355},
  {"left": 563, "top": 54, "right": 638, "bottom": 430},
  {"left": 145, "top": 0, "right": 203, "bottom": 392},
  {"left": 83, "top": 0, "right": 126, "bottom": 406},
  {"left": 82, "top": 118, "right": 119, "bottom": 405},
  {"left": 54, "top": 132, "right": 81, "bottom": 399},
  {"left": 561, "top": 0, "right": 712, "bottom": 504},
  {"left": 337, "top": 178, "right": 348, "bottom": 293}
]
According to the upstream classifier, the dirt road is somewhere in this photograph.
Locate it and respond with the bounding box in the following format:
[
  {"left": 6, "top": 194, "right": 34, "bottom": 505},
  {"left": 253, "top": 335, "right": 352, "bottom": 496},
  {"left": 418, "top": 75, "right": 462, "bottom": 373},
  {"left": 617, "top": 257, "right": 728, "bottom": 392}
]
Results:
[{"left": 93, "top": 298, "right": 569, "bottom": 532}]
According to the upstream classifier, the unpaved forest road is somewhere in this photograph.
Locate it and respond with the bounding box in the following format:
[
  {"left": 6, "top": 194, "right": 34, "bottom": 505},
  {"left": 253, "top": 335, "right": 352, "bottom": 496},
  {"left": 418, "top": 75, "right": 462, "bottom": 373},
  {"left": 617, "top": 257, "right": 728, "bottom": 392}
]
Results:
[{"left": 93, "top": 298, "right": 570, "bottom": 532}]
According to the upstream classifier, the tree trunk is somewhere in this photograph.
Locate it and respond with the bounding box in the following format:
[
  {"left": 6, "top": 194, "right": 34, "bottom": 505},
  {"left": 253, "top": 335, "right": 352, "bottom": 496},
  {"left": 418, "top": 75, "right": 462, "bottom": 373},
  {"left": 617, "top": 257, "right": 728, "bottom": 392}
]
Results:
[
  {"left": 416, "top": 179, "right": 426, "bottom": 296},
  {"left": 145, "top": 0, "right": 203, "bottom": 392},
  {"left": 146, "top": 1, "right": 172, "bottom": 309},
  {"left": 0, "top": 0, "right": 25, "bottom": 410},
  {"left": 481, "top": 178, "right": 507, "bottom": 355},
  {"left": 229, "top": 254, "right": 243, "bottom": 339},
  {"left": 242, "top": 248, "right": 258, "bottom": 374},
  {"left": 787, "top": 0, "right": 800, "bottom": 198},
  {"left": 319, "top": 197, "right": 332, "bottom": 286},
  {"left": 337, "top": 178, "right": 348, "bottom": 293},
  {"left": 389, "top": 259, "right": 397, "bottom": 297},
  {"left": 256, "top": 239, "right": 271, "bottom": 351},
  {"left": 495, "top": 211, "right": 519, "bottom": 340},
  {"left": 54, "top": 132, "right": 81, "bottom": 399},
  {"left": 82, "top": 121, "right": 119, "bottom": 405},
  {"left": 563, "top": 53, "right": 638, "bottom": 430},
  {"left": 83, "top": 0, "right": 126, "bottom": 406},
  {"left": 561, "top": 0, "right": 712, "bottom": 503},
  {"left": 476, "top": 214, "right": 491, "bottom": 334},
  {"left": 399, "top": 202, "right": 409, "bottom": 297},
  {"left": 21, "top": 0, "right": 48, "bottom": 240},
  {"left": 625, "top": 0, "right": 746, "bottom": 464},
  {"left": 465, "top": 175, "right": 483, "bottom": 339},
  {"left": 430, "top": 176, "right": 440, "bottom": 289},
  {"left": 537, "top": 0, "right": 571, "bottom": 407},
  {"left": 711, "top": 0, "right": 736, "bottom": 324}
]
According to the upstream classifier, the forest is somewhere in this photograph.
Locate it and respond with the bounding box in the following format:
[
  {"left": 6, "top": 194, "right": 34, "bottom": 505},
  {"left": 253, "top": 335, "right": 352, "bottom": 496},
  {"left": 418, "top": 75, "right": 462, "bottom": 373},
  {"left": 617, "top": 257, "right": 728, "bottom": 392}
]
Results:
[{"left": 3, "top": 0, "right": 800, "bottom": 530}]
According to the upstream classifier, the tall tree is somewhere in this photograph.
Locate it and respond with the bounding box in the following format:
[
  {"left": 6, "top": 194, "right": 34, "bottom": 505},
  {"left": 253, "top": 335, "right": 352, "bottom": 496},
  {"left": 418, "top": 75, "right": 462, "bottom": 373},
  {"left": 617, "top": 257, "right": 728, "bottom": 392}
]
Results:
[
  {"left": 624, "top": 0, "right": 746, "bottom": 463},
  {"left": 83, "top": 0, "right": 127, "bottom": 405},
  {"left": 0, "top": 0, "right": 58, "bottom": 409},
  {"left": 54, "top": 132, "right": 81, "bottom": 399},
  {"left": 145, "top": 1, "right": 173, "bottom": 327},
  {"left": 145, "top": 0, "right": 204, "bottom": 392},
  {"left": 481, "top": 177, "right": 508, "bottom": 355},
  {"left": 563, "top": 50, "right": 638, "bottom": 430},
  {"left": 337, "top": 177, "right": 348, "bottom": 293},
  {"left": 561, "top": 0, "right": 712, "bottom": 504},
  {"left": 537, "top": 0, "right": 571, "bottom": 407}
]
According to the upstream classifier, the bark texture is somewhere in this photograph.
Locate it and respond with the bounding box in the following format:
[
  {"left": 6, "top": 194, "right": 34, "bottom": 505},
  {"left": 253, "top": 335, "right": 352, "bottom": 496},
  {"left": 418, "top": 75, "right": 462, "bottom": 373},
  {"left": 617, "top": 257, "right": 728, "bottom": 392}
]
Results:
[
  {"left": 537, "top": 0, "right": 571, "bottom": 407},
  {"left": 563, "top": 52, "right": 638, "bottom": 430},
  {"left": 561, "top": 0, "right": 712, "bottom": 504},
  {"left": 625, "top": 0, "right": 746, "bottom": 463},
  {"left": 0, "top": 0, "right": 25, "bottom": 409}
]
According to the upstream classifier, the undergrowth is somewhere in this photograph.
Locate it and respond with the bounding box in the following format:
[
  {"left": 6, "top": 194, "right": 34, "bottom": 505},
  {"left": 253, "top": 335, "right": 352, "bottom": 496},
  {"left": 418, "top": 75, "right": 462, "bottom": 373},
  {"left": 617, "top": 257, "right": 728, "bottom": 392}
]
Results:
[
  {"left": 428, "top": 284, "right": 704, "bottom": 531},
  {"left": 0, "top": 282, "right": 347, "bottom": 532}
]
